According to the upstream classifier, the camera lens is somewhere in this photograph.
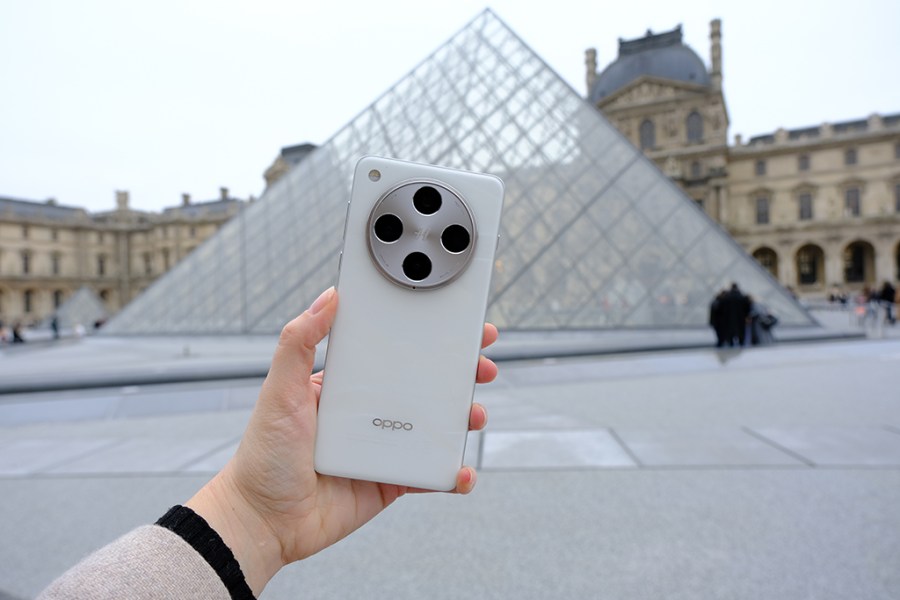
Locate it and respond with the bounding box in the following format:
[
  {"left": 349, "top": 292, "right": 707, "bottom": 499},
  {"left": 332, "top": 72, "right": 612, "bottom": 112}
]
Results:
[
  {"left": 441, "top": 224, "right": 471, "bottom": 254},
  {"left": 373, "top": 214, "right": 403, "bottom": 243},
  {"left": 402, "top": 252, "right": 432, "bottom": 281},
  {"left": 413, "top": 186, "right": 442, "bottom": 215}
]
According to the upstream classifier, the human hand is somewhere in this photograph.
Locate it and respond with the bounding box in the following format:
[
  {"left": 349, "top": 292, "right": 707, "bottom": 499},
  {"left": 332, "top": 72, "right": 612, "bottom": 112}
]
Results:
[{"left": 186, "top": 287, "right": 498, "bottom": 595}]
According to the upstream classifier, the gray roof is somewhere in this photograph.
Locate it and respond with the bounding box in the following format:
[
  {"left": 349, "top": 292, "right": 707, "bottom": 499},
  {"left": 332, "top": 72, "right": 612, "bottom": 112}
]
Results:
[
  {"left": 162, "top": 198, "right": 243, "bottom": 218},
  {"left": 589, "top": 25, "right": 710, "bottom": 103},
  {"left": 0, "top": 196, "right": 87, "bottom": 222},
  {"left": 280, "top": 143, "right": 318, "bottom": 167},
  {"left": 747, "top": 111, "right": 900, "bottom": 146}
]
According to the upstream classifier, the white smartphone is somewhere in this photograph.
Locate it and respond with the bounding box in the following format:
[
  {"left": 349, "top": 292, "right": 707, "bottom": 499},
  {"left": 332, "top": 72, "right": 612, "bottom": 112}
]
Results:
[{"left": 314, "top": 156, "right": 504, "bottom": 491}]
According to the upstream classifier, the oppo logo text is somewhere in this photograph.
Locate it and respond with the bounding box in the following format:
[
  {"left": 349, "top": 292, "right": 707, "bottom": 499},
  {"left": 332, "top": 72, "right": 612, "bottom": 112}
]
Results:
[{"left": 372, "top": 418, "right": 414, "bottom": 431}]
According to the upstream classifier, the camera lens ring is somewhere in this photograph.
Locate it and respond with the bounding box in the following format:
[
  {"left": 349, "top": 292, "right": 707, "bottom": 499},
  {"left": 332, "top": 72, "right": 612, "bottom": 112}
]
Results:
[
  {"left": 441, "top": 224, "right": 471, "bottom": 254},
  {"left": 402, "top": 252, "right": 432, "bottom": 282},
  {"left": 373, "top": 213, "right": 403, "bottom": 243},
  {"left": 412, "top": 186, "right": 442, "bottom": 215}
]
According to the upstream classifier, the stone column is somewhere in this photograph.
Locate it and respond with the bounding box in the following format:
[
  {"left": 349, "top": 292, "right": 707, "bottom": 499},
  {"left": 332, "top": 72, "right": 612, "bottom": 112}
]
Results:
[
  {"left": 824, "top": 239, "right": 844, "bottom": 287},
  {"left": 779, "top": 242, "right": 797, "bottom": 288}
]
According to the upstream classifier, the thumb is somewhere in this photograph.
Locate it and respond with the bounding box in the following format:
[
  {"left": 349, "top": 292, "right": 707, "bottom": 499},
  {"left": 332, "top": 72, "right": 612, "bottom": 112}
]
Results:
[{"left": 267, "top": 287, "right": 338, "bottom": 386}]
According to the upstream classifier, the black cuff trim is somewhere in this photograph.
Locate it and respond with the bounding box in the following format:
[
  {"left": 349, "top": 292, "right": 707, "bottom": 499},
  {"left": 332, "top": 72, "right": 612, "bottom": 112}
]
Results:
[{"left": 156, "top": 505, "right": 255, "bottom": 600}]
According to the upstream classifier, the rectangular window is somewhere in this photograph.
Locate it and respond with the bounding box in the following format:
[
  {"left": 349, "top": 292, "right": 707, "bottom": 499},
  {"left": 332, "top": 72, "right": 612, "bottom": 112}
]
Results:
[
  {"left": 22, "top": 225, "right": 29, "bottom": 239},
  {"left": 798, "top": 154, "right": 809, "bottom": 171},
  {"left": 756, "top": 196, "right": 770, "bottom": 224},
  {"left": 21, "top": 252, "right": 30, "bottom": 275},
  {"left": 844, "top": 187, "right": 861, "bottom": 217},
  {"left": 845, "top": 148, "right": 857, "bottom": 165},
  {"left": 97, "top": 255, "right": 106, "bottom": 277},
  {"left": 798, "top": 193, "right": 813, "bottom": 220},
  {"left": 52, "top": 254, "right": 60, "bottom": 275},
  {"left": 24, "top": 290, "right": 33, "bottom": 314},
  {"left": 895, "top": 183, "right": 900, "bottom": 213},
  {"left": 755, "top": 160, "right": 766, "bottom": 176}
]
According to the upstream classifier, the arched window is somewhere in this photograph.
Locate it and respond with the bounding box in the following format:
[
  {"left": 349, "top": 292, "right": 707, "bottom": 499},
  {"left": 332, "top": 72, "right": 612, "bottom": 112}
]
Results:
[
  {"left": 752, "top": 247, "right": 779, "bottom": 278},
  {"left": 796, "top": 244, "right": 824, "bottom": 286},
  {"left": 686, "top": 111, "right": 703, "bottom": 142},
  {"left": 843, "top": 240, "right": 875, "bottom": 284},
  {"left": 895, "top": 242, "right": 900, "bottom": 280},
  {"left": 639, "top": 119, "right": 655, "bottom": 150}
]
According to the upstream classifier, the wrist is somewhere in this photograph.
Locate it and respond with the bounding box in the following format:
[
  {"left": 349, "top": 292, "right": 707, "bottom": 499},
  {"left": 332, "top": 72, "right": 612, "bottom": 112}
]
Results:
[{"left": 186, "top": 463, "right": 285, "bottom": 597}]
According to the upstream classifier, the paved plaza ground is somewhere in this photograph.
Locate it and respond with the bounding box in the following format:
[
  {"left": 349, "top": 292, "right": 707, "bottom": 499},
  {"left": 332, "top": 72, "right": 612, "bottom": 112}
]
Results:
[{"left": 0, "top": 309, "right": 898, "bottom": 599}]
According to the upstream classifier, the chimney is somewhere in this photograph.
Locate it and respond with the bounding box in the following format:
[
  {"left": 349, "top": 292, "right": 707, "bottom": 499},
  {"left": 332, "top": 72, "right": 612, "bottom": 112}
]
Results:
[
  {"left": 116, "top": 190, "right": 129, "bottom": 211},
  {"left": 182, "top": 193, "right": 191, "bottom": 206},
  {"left": 220, "top": 187, "right": 229, "bottom": 201},
  {"left": 709, "top": 19, "right": 722, "bottom": 91},
  {"left": 585, "top": 48, "right": 598, "bottom": 98}
]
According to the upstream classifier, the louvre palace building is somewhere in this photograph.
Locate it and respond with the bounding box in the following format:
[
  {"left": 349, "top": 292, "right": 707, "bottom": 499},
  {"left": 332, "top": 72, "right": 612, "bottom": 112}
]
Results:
[
  {"left": 586, "top": 20, "right": 900, "bottom": 297},
  {"left": 0, "top": 189, "right": 244, "bottom": 326}
]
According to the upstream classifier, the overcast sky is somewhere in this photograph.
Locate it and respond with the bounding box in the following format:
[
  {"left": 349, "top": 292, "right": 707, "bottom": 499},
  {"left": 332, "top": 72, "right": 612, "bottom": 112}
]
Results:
[{"left": 1, "top": 0, "right": 898, "bottom": 213}]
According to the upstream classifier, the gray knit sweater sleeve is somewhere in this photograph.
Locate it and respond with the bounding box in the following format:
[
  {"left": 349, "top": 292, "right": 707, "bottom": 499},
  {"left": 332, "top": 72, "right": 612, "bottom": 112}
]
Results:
[{"left": 38, "top": 525, "right": 231, "bottom": 600}]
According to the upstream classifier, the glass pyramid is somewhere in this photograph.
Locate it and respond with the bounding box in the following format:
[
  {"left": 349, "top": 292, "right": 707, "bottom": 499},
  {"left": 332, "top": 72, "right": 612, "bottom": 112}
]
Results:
[
  {"left": 104, "top": 10, "right": 812, "bottom": 335},
  {"left": 43, "top": 286, "right": 108, "bottom": 331}
]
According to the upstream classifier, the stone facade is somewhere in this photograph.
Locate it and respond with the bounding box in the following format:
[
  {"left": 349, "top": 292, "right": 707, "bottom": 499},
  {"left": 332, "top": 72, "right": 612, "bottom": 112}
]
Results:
[
  {"left": 587, "top": 21, "right": 900, "bottom": 297},
  {"left": 0, "top": 189, "right": 244, "bottom": 326}
]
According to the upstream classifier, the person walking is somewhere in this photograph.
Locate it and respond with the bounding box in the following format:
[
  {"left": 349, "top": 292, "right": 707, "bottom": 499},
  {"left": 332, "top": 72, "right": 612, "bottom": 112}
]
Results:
[
  {"left": 718, "top": 283, "right": 751, "bottom": 347},
  {"left": 881, "top": 281, "right": 897, "bottom": 325}
]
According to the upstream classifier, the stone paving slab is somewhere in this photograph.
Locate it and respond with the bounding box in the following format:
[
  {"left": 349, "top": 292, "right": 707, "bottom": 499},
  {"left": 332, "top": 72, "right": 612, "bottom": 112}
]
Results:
[
  {"left": 613, "top": 427, "right": 808, "bottom": 467},
  {"left": 480, "top": 430, "right": 636, "bottom": 469},
  {"left": 751, "top": 426, "right": 900, "bottom": 466}
]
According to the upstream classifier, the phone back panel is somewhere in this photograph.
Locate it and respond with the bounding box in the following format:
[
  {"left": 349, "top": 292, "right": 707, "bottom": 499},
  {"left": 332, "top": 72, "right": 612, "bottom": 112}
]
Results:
[{"left": 315, "top": 156, "right": 504, "bottom": 491}]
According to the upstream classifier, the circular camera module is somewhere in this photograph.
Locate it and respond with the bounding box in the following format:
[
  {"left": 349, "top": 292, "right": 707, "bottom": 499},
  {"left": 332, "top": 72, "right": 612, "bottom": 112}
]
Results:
[
  {"left": 413, "top": 186, "right": 442, "bottom": 215},
  {"left": 367, "top": 179, "right": 476, "bottom": 290},
  {"left": 373, "top": 213, "right": 403, "bottom": 243},
  {"left": 441, "top": 224, "right": 471, "bottom": 254},
  {"left": 402, "top": 252, "right": 432, "bottom": 282}
]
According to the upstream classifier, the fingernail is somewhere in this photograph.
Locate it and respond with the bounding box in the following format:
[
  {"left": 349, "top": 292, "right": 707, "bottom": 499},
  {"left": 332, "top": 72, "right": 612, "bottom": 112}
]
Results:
[{"left": 309, "top": 287, "right": 335, "bottom": 315}]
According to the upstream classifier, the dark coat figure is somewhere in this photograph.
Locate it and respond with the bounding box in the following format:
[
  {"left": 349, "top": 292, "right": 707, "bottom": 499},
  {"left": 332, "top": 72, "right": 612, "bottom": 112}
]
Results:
[
  {"left": 12, "top": 322, "right": 25, "bottom": 344},
  {"left": 718, "top": 284, "right": 751, "bottom": 347},
  {"left": 882, "top": 281, "right": 897, "bottom": 325},
  {"left": 709, "top": 290, "right": 727, "bottom": 347}
]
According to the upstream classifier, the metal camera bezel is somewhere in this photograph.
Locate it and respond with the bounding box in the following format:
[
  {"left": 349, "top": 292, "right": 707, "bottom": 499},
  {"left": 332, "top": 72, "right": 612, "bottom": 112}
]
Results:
[{"left": 366, "top": 178, "right": 478, "bottom": 291}]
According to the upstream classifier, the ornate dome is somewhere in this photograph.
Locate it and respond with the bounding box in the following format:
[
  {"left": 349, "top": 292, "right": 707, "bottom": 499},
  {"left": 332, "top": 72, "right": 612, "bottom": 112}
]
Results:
[{"left": 589, "top": 26, "right": 710, "bottom": 103}]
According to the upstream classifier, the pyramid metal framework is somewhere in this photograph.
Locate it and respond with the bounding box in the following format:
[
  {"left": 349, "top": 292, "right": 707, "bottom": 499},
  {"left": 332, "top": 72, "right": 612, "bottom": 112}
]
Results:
[{"left": 105, "top": 10, "right": 812, "bottom": 335}]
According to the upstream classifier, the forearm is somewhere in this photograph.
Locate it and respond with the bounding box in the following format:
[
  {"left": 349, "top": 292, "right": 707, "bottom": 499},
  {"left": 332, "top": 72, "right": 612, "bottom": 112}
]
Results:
[
  {"left": 38, "top": 525, "right": 232, "bottom": 600},
  {"left": 186, "top": 463, "right": 286, "bottom": 597}
]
